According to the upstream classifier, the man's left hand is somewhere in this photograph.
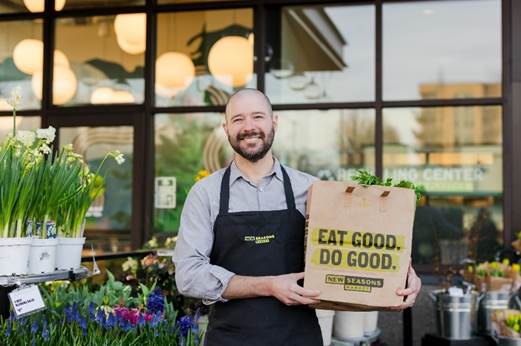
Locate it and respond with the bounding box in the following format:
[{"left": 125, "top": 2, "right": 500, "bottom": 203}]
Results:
[{"left": 390, "top": 260, "right": 422, "bottom": 311}]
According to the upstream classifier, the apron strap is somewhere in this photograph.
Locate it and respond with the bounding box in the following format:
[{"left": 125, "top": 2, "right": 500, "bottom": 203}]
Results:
[
  {"left": 218, "top": 162, "right": 297, "bottom": 215},
  {"left": 219, "top": 165, "right": 232, "bottom": 215},
  {"left": 280, "top": 165, "right": 296, "bottom": 210}
]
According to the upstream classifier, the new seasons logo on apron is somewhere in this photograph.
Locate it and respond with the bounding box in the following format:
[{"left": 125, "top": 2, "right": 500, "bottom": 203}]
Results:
[{"left": 244, "top": 234, "right": 276, "bottom": 244}]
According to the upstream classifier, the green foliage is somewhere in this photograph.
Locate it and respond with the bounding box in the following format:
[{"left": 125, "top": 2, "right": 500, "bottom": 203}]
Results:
[{"left": 351, "top": 169, "right": 426, "bottom": 203}]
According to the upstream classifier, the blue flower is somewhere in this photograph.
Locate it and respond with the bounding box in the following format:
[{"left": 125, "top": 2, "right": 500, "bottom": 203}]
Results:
[
  {"left": 178, "top": 315, "right": 193, "bottom": 337},
  {"left": 41, "top": 317, "right": 49, "bottom": 340},
  {"left": 88, "top": 303, "right": 95, "bottom": 320},
  {"left": 72, "top": 303, "right": 81, "bottom": 323},
  {"left": 79, "top": 317, "right": 87, "bottom": 336},
  {"left": 5, "top": 318, "right": 12, "bottom": 337},
  {"left": 95, "top": 308, "right": 106, "bottom": 327},
  {"left": 42, "top": 328, "right": 50, "bottom": 341},
  {"left": 146, "top": 288, "right": 165, "bottom": 314},
  {"left": 137, "top": 313, "right": 145, "bottom": 328},
  {"left": 31, "top": 320, "right": 39, "bottom": 334},
  {"left": 106, "top": 313, "right": 116, "bottom": 330},
  {"left": 64, "top": 306, "right": 73, "bottom": 323}
]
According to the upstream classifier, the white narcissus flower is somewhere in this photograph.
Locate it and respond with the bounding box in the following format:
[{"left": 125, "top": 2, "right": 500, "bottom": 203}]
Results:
[
  {"left": 40, "top": 144, "right": 52, "bottom": 155},
  {"left": 113, "top": 150, "right": 125, "bottom": 165},
  {"left": 7, "top": 86, "right": 22, "bottom": 109},
  {"left": 16, "top": 130, "right": 36, "bottom": 146},
  {"left": 36, "top": 126, "right": 56, "bottom": 144}
]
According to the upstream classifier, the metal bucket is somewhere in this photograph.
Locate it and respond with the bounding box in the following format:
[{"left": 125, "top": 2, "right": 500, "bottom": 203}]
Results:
[
  {"left": 430, "top": 289, "right": 481, "bottom": 340},
  {"left": 499, "top": 337, "right": 521, "bottom": 346},
  {"left": 479, "top": 291, "right": 511, "bottom": 334}
]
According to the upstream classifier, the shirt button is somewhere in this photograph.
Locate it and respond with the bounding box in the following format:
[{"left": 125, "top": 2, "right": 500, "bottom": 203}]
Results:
[{"left": 259, "top": 187, "right": 263, "bottom": 192}]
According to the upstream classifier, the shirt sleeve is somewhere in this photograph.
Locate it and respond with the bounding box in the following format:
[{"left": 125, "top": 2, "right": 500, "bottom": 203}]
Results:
[{"left": 172, "top": 182, "right": 235, "bottom": 302}]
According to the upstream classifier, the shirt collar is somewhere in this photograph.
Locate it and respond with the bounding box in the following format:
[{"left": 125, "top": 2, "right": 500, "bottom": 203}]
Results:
[{"left": 229, "top": 158, "right": 284, "bottom": 186}]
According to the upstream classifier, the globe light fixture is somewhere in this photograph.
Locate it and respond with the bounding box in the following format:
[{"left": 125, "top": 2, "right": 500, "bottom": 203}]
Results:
[
  {"left": 13, "top": 39, "right": 70, "bottom": 75},
  {"left": 114, "top": 13, "right": 146, "bottom": 55},
  {"left": 23, "top": 0, "right": 66, "bottom": 12},
  {"left": 32, "top": 65, "right": 77, "bottom": 105},
  {"left": 208, "top": 36, "right": 253, "bottom": 88},
  {"left": 155, "top": 52, "right": 195, "bottom": 96}
]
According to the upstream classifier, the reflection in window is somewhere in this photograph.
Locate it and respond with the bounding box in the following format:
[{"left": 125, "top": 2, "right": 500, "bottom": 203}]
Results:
[
  {"left": 62, "top": 0, "right": 144, "bottom": 10},
  {"left": 153, "top": 109, "right": 375, "bottom": 233},
  {"left": 383, "top": 106, "right": 503, "bottom": 267},
  {"left": 266, "top": 5, "right": 374, "bottom": 104},
  {"left": 274, "top": 110, "right": 375, "bottom": 179},
  {"left": 0, "top": 116, "right": 41, "bottom": 141},
  {"left": 54, "top": 15, "right": 145, "bottom": 106},
  {"left": 383, "top": 0, "right": 501, "bottom": 100},
  {"left": 154, "top": 113, "right": 230, "bottom": 232},
  {"left": 0, "top": 20, "right": 43, "bottom": 110},
  {"left": 0, "top": 0, "right": 66, "bottom": 13},
  {"left": 59, "top": 126, "right": 133, "bottom": 253},
  {"left": 156, "top": 10, "right": 254, "bottom": 107}
]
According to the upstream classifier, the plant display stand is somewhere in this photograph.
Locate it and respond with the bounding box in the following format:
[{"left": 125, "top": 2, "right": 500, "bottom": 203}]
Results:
[{"left": 0, "top": 266, "right": 99, "bottom": 319}]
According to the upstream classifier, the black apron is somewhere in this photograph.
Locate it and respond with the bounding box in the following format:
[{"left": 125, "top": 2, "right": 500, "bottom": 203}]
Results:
[{"left": 205, "top": 165, "right": 322, "bottom": 346}]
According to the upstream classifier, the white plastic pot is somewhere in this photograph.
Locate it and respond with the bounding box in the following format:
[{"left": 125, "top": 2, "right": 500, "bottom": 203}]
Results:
[
  {"left": 56, "top": 237, "right": 86, "bottom": 270},
  {"left": 316, "top": 309, "right": 335, "bottom": 346},
  {"left": 0, "top": 237, "right": 32, "bottom": 276},
  {"left": 364, "top": 311, "right": 379, "bottom": 335},
  {"left": 29, "top": 238, "right": 58, "bottom": 274},
  {"left": 333, "top": 311, "right": 365, "bottom": 340}
]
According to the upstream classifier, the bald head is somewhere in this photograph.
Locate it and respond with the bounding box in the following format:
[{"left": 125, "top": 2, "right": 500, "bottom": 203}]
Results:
[{"left": 224, "top": 88, "right": 273, "bottom": 123}]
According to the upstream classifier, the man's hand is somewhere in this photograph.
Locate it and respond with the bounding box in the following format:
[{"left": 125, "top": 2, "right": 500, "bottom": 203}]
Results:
[
  {"left": 390, "top": 260, "right": 422, "bottom": 311},
  {"left": 269, "top": 272, "right": 321, "bottom": 306}
]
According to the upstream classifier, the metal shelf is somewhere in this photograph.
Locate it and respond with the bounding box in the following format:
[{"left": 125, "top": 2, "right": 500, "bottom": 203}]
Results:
[{"left": 0, "top": 266, "right": 99, "bottom": 287}]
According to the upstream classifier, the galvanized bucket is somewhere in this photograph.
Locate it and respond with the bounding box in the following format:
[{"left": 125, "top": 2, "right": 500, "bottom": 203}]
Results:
[
  {"left": 499, "top": 337, "right": 521, "bottom": 346},
  {"left": 430, "top": 289, "right": 481, "bottom": 340},
  {"left": 478, "top": 291, "right": 511, "bottom": 334}
]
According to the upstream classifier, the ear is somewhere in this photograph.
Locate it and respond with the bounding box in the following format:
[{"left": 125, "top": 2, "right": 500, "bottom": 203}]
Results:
[
  {"left": 222, "top": 121, "right": 228, "bottom": 136},
  {"left": 272, "top": 114, "right": 278, "bottom": 131}
]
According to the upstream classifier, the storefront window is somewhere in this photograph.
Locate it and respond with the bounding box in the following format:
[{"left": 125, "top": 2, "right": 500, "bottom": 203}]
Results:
[
  {"left": 266, "top": 5, "right": 375, "bottom": 104},
  {"left": 0, "top": 0, "right": 44, "bottom": 13},
  {"left": 383, "top": 0, "right": 501, "bottom": 101},
  {"left": 0, "top": 116, "right": 40, "bottom": 139},
  {"left": 155, "top": 9, "right": 254, "bottom": 107},
  {"left": 63, "top": 0, "right": 144, "bottom": 10},
  {"left": 59, "top": 126, "right": 134, "bottom": 253},
  {"left": 154, "top": 109, "right": 374, "bottom": 233},
  {"left": 0, "top": 20, "right": 43, "bottom": 110},
  {"left": 383, "top": 106, "right": 503, "bottom": 267},
  {"left": 55, "top": 14, "right": 145, "bottom": 106}
]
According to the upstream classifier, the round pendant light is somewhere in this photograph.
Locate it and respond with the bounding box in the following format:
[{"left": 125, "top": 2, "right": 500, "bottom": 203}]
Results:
[
  {"left": 208, "top": 36, "right": 253, "bottom": 88},
  {"left": 155, "top": 52, "right": 195, "bottom": 95}
]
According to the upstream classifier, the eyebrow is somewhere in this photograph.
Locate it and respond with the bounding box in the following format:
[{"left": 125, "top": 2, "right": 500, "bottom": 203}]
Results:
[{"left": 230, "top": 111, "right": 266, "bottom": 120}]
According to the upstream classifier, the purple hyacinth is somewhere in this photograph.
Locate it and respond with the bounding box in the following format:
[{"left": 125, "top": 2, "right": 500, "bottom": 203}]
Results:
[
  {"left": 178, "top": 315, "right": 193, "bottom": 337},
  {"left": 146, "top": 288, "right": 165, "bottom": 314},
  {"left": 30, "top": 320, "right": 39, "bottom": 334}
]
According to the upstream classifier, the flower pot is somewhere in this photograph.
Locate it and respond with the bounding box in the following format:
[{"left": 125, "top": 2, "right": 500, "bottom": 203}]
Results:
[
  {"left": 316, "top": 309, "right": 335, "bottom": 346},
  {"left": 0, "top": 237, "right": 32, "bottom": 275},
  {"left": 333, "top": 311, "right": 365, "bottom": 340},
  {"left": 363, "top": 311, "right": 379, "bottom": 335},
  {"left": 56, "top": 237, "right": 86, "bottom": 270},
  {"left": 29, "top": 238, "right": 58, "bottom": 274}
]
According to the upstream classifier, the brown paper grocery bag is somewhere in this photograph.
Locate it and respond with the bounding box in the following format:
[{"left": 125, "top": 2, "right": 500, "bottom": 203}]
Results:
[{"left": 304, "top": 181, "right": 417, "bottom": 311}]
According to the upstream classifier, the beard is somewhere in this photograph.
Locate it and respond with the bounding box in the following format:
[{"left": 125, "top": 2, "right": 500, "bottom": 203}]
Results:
[{"left": 228, "top": 127, "right": 275, "bottom": 163}]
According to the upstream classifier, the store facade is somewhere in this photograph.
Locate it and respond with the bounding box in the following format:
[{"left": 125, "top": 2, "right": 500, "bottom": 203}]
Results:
[{"left": 0, "top": 0, "right": 520, "bottom": 277}]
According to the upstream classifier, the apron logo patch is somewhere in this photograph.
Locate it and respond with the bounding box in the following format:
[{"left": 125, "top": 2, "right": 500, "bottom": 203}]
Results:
[{"left": 244, "top": 234, "right": 275, "bottom": 244}]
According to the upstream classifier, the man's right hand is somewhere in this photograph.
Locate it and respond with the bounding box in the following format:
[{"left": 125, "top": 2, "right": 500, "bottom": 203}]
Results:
[
  {"left": 269, "top": 272, "right": 321, "bottom": 306},
  {"left": 222, "top": 272, "right": 321, "bottom": 305}
]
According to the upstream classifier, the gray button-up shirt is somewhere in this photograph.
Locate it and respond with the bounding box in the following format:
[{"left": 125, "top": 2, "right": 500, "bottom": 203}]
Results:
[{"left": 172, "top": 159, "right": 318, "bottom": 303}]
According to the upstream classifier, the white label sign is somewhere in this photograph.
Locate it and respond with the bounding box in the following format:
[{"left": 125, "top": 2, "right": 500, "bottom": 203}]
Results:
[
  {"left": 8, "top": 285, "right": 45, "bottom": 318},
  {"left": 155, "top": 176, "right": 176, "bottom": 209}
]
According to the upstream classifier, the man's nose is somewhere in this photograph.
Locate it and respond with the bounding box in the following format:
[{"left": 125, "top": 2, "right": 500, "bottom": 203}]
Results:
[{"left": 242, "top": 116, "right": 256, "bottom": 131}]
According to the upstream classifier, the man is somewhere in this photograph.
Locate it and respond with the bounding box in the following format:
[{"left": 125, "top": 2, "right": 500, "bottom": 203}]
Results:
[{"left": 173, "top": 88, "right": 421, "bottom": 345}]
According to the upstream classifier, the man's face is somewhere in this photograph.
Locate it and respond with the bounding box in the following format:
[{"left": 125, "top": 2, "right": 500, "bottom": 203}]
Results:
[{"left": 224, "top": 92, "right": 277, "bottom": 162}]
